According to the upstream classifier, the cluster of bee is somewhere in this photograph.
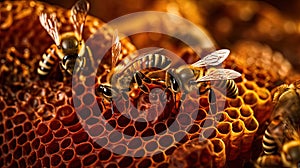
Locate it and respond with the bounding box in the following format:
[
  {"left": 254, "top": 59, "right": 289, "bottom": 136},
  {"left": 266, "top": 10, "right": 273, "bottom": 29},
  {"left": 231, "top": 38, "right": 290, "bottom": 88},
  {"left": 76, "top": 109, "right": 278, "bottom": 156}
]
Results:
[
  {"left": 38, "top": 0, "right": 241, "bottom": 115},
  {"left": 257, "top": 81, "right": 300, "bottom": 168}
]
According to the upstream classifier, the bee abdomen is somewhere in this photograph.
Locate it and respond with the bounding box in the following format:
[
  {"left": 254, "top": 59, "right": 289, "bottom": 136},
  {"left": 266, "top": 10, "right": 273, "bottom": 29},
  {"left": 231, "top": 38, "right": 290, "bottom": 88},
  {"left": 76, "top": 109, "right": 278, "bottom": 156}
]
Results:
[
  {"left": 262, "top": 128, "right": 277, "bottom": 155},
  {"left": 126, "top": 54, "right": 171, "bottom": 75},
  {"left": 38, "top": 47, "right": 58, "bottom": 76},
  {"left": 212, "top": 79, "right": 239, "bottom": 98}
]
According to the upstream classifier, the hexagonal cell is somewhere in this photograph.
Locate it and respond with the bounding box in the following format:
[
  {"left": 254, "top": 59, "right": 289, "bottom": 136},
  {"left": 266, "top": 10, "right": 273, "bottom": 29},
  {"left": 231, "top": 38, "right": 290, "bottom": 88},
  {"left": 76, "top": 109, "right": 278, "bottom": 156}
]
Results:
[
  {"left": 201, "top": 127, "right": 217, "bottom": 139},
  {"left": 98, "top": 148, "right": 112, "bottom": 161},
  {"left": 242, "top": 91, "right": 258, "bottom": 106},
  {"left": 225, "top": 107, "right": 240, "bottom": 121},
  {"left": 118, "top": 156, "right": 133, "bottom": 168},
  {"left": 75, "top": 142, "right": 93, "bottom": 155},
  {"left": 3, "top": 106, "right": 17, "bottom": 118},
  {"left": 228, "top": 97, "right": 243, "bottom": 108},
  {"left": 211, "top": 138, "right": 226, "bottom": 167}
]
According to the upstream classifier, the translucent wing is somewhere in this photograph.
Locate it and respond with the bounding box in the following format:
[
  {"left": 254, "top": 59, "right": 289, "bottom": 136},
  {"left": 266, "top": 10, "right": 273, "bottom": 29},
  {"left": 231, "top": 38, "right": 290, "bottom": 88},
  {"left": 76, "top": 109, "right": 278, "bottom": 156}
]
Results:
[
  {"left": 191, "top": 49, "right": 230, "bottom": 67},
  {"left": 39, "top": 13, "right": 60, "bottom": 46},
  {"left": 70, "top": 0, "right": 90, "bottom": 41},
  {"left": 196, "top": 69, "right": 241, "bottom": 82},
  {"left": 111, "top": 29, "right": 122, "bottom": 68}
]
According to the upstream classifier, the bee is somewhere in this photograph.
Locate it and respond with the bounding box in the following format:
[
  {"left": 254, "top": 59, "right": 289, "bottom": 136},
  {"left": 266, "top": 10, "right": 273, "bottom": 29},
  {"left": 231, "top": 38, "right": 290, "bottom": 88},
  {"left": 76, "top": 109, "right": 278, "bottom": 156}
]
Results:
[
  {"left": 38, "top": 0, "right": 90, "bottom": 77},
  {"left": 165, "top": 49, "right": 240, "bottom": 112},
  {"left": 257, "top": 80, "right": 300, "bottom": 167},
  {"left": 96, "top": 45, "right": 241, "bottom": 114}
]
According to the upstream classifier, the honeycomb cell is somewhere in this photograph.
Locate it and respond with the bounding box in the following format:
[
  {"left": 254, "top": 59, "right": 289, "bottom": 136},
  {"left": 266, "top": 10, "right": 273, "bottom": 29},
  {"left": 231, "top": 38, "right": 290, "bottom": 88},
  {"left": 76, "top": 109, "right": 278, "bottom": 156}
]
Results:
[
  {"left": 4, "top": 130, "right": 13, "bottom": 142},
  {"left": 56, "top": 105, "right": 78, "bottom": 126},
  {"left": 17, "top": 133, "right": 27, "bottom": 145},
  {"left": 241, "top": 116, "right": 259, "bottom": 153},
  {"left": 71, "top": 130, "right": 89, "bottom": 144},
  {"left": 83, "top": 93, "right": 95, "bottom": 106},
  {"left": 41, "top": 131, "right": 53, "bottom": 144},
  {"left": 86, "top": 117, "right": 99, "bottom": 125},
  {"left": 187, "top": 124, "right": 201, "bottom": 134},
  {"left": 167, "top": 118, "right": 180, "bottom": 133},
  {"left": 123, "top": 125, "right": 136, "bottom": 137},
  {"left": 36, "top": 122, "right": 48, "bottom": 136},
  {"left": 158, "top": 134, "right": 174, "bottom": 148},
  {"left": 75, "top": 142, "right": 93, "bottom": 155},
  {"left": 46, "top": 141, "right": 59, "bottom": 154},
  {"left": 98, "top": 148, "right": 112, "bottom": 161},
  {"left": 68, "top": 122, "right": 83, "bottom": 133},
  {"left": 191, "top": 108, "right": 207, "bottom": 122},
  {"left": 77, "top": 107, "right": 91, "bottom": 120},
  {"left": 229, "top": 120, "right": 244, "bottom": 160},
  {"left": 145, "top": 140, "right": 159, "bottom": 152},
  {"left": 88, "top": 124, "right": 104, "bottom": 137},
  {"left": 137, "top": 158, "right": 152, "bottom": 168},
  {"left": 62, "top": 149, "right": 75, "bottom": 161},
  {"left": 201, "top": 127, "right": 218, "bottom": 139},
  {"left": 51, "top": 154, "right": 62, "bottom": 167},
  {"left": 118, "top": 156, "right": 133, "bottom": 167},
  {"left": 5, "top": 119, "right": 13, "bottom": 129},
  {"left": 200, "top": 118, "right": 214, "bottom": 128},
  {"left": 152, "top": 150, "right": 166, "bottom": 163},
  {"left": 134, "top": 118, "right": 148, "bottom": 132},
  {"left": 28, "top": 151, "right": 37, "bottom": 165},
  {"left": 69, "top": 157, "right": 82, "bottom": 168},
  {"left": 42, "top": 156, "right": 50, "bottom": 167},
  {"left": 239, "top": 105, "right": 253, "bottom": 121},
  {"left": 108, "top": 131, "right": 123, "bottom": 143},
  {"left": 211, "top": 138, "right": 226, "bottom": 167},
  {"left": 103, "top": 109, "right": 113, "bottom": 120},
  {"left": 3, "top": 106, "right": 17, "bottom": 117},
  {"left": 177, "top": 113, "right": 192, "bottom": 126},
  {"left": 225, "top": 107, "right": 240, "bottom": 121},
  {"left": 54, "top": 128, "right": 68, "bottom": 138},
  {"left": 23, "top": 142, "right": 32, "bottom": 155},
  {"left": 31, "top": 138, "right": 40, "bottom": 150},
  {"left": 37, "top": 144, "right": 46, "bottom": 158},
  {"left": 49, "top": 119, "right": 62, "bottom": 131},
  {"left": 60, "top": 137, "right": 72, "bottom": 149},
  {"left": 113, "top": 144, "right": 128, "bottom": 155},
  {"left": 243, "top": 91, "right": 258, "bottom": 106},
  {"left": 23, "top": 121, "right": 32, "bottom": 132},
  {"left": 82, "top": 154, "right": 97, "bottom": 166},
  {"left": 8, "top": 138, "right": 16, "bottom": 150},
  {"left": 141, "top": 128, "right": 155, "bottom": 141},
  {"left": 13, "top": 146, "right": 22, "bottom": 159},
  {"left": 169, "top": 138, "right": 214, "bottom": 168},
  {"left": 117, "top": 114, "right": 131, "bottom": 128},
  {"left": 228, "top": 97, "right": 243, "bottom": 108}
]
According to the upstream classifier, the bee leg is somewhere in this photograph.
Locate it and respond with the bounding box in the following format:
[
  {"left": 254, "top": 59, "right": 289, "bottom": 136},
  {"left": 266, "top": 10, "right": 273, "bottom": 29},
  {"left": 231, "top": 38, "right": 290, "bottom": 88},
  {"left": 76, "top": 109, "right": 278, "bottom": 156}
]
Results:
[
  {"left": 208, "top": 88, "right": 217, "bottom": 115},
  {"left": 256, "top": 155, "right": 282, "bottom": 168},
  {"left": 59, "top": 62, "right": 70, "bottom": 82},
  {"left": 134, "top": 71, "right": 151, "bottom": 93}
]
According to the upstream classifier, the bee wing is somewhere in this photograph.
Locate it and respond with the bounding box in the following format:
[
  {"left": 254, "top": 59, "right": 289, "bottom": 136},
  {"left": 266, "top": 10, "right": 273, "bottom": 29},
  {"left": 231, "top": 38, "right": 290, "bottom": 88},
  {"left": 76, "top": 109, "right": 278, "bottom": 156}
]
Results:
[
  {"left": 111, "top": 29, "right": 122, "bottom": 68},
  {"left": 191, "top": 49, "right": 230, "bottom": 67},
  {"left": 39, "top": 13, "right": 60, "bottom": 46},
  {"left": 70, "top": 0, "right": 90, "bottom": 41},
  {"left": 196, "top": 69, "right": 241, "bottom": 82}
]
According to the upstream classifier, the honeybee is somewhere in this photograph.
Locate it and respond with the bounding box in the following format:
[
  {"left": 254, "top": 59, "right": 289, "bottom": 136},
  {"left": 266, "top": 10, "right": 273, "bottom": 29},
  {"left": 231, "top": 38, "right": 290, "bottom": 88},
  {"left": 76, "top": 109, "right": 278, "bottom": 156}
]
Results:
[
  {"left": 38, "top": 0, "right": 90, "bottom": 77},
  {"left": 96, "top": 44, "right": 241, "bottom": 114},
  {"left": 257, "top": 80, "right": 300, "bottom": 167}
]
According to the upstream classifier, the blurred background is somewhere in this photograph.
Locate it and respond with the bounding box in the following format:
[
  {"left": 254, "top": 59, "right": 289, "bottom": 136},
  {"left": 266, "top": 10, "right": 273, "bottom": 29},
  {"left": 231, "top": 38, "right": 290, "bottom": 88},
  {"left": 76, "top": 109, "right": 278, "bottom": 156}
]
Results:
[{"left": 39, "top": 0, "right": 300, "bottom": 72}]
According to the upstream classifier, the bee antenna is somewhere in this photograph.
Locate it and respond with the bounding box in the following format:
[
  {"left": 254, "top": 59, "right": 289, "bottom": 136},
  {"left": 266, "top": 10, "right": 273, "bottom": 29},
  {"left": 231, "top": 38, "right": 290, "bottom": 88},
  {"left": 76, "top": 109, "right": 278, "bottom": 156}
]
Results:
[
  {"left": 39, "top": 13, "right": 61, "bottom": 46},
  {"left": 71, "top": 0, "right": 90, "bottom": 41}
]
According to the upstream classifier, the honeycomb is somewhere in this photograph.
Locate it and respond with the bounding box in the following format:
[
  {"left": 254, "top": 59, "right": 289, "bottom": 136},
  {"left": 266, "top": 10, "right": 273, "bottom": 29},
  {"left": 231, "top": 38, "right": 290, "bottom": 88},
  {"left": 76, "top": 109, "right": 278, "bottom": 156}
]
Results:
[{"left": 0, "top": 1, "right": 294, "bottom": 168}]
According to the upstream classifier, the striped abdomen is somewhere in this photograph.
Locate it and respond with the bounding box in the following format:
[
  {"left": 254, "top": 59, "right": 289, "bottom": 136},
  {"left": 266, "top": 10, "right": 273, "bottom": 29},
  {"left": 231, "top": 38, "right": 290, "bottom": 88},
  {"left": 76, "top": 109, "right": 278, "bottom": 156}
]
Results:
[
  {"left": 262, "top": 127, "right": 278, "bottom": 155},
  {"left": 38, "top": 45, "right": 58, "bottom": 76},
  {"left": 122, "top": 53, "right": 172, "bottom": 76},
  {"left": 211, "top": 79, "right": 238, "bottom": 98}
]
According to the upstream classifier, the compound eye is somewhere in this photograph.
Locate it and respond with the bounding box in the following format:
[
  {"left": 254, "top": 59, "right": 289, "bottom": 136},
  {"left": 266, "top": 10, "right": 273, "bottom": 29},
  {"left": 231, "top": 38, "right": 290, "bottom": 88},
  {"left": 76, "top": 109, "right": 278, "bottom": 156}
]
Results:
[
  {"left": 61, "top": 37, "right": 78, "bottom": 50},
  {"left": 170, "top": 76, "right": 180, "bottom": 93}
]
